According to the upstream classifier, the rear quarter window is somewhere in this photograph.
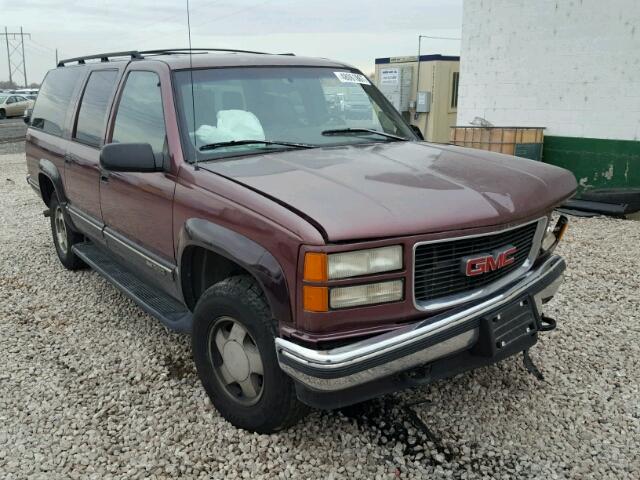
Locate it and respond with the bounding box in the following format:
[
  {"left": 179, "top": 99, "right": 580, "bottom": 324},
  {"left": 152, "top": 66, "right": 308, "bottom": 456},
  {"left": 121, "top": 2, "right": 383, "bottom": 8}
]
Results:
[
  {"left": 74, "top": 70, "right": 119, "bottom": 147},
  {"left": 31, "top": 67, "right": 84, "bottom": 137}
]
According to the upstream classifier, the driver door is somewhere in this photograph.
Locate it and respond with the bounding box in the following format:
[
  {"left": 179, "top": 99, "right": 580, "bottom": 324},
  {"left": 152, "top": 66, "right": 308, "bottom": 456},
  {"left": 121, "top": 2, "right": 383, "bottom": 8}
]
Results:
[{"left": 100, "top": 67, "right": 178, "bottom": 296}]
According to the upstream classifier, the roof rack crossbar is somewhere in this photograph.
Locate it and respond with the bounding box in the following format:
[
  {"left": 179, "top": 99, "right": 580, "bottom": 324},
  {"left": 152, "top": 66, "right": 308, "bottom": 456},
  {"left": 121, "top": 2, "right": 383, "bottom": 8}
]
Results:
[{"left": 58, "top": 50, "right": 143, "bottom": 67}]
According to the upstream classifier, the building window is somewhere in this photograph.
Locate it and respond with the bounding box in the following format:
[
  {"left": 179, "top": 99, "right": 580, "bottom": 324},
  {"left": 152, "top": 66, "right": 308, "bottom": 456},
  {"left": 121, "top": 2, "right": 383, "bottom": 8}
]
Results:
[{"left": 451, "top": 71, "right": 459, "bottom": 109}]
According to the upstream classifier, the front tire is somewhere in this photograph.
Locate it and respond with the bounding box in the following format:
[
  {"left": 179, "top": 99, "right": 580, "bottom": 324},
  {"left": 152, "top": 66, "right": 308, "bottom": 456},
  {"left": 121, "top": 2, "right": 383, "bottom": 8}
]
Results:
[
  {"left": 192, "top": 275, "right": 308, "bottom": 433},
  {"left": 49, "top": 195, "right": 84, "bottom": 270}
]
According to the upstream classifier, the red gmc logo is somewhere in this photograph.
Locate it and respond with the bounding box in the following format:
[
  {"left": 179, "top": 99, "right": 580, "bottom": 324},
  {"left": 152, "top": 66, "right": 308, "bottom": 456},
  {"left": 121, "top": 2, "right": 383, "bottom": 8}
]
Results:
[{"left": 463, "top": 246, "right": 518, "bottom": 277}]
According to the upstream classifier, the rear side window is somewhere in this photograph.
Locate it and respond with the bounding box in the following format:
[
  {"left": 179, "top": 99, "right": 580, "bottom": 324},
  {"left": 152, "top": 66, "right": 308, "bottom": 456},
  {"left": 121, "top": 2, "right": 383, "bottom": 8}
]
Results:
[
  {"left": 31, "top": 67, "right": 84, "bottom": 136},
  {"left": 74, "top": 70, "right": 119, "bottom": 147},
  {"left": 112, "top": 71, "right": 166, "bottom": 154}
]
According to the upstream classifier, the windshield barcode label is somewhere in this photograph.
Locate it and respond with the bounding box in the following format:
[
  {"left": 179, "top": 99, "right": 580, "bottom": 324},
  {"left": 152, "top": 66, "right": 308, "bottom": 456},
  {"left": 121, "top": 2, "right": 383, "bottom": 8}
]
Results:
[{"left": 334, "top": 72, "right": 371, "bottom": 85}]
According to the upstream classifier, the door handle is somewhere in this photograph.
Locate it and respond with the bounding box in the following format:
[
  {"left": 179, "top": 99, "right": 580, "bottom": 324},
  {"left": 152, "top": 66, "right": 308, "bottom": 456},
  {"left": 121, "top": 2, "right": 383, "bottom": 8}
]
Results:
[{"left": 64, "top": 153, "right": 80, "bottom": 164}]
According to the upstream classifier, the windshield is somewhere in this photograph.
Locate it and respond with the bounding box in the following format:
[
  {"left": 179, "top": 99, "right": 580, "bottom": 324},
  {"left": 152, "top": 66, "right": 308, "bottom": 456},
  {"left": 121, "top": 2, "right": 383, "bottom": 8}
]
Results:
[
  {"left": 173, "top": 67, "right": 416, "bottom": 161},
  {"left": 0, "top": 95, "right": 8, "bottom": 103}
]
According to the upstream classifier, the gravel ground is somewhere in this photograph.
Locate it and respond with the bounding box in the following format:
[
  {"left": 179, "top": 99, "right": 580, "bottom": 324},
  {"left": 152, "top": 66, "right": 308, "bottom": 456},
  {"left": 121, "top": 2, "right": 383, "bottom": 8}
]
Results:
[
  {"left": 0, "top": 141, "right": 25, "bottom": 155},
  {"left": 0, "top": 152, "right": 639, "bottom": 479}
]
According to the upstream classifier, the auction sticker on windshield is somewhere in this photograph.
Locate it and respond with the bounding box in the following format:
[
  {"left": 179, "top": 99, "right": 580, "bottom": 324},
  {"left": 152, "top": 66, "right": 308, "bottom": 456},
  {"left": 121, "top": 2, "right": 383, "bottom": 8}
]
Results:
[{"left": 334, "top": 71, "right": 371, "bottom": 85}]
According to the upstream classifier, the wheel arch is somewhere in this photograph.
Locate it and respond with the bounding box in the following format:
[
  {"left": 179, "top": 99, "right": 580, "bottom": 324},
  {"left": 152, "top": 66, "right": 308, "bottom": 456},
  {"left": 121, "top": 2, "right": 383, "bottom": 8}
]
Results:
[
  {"left": 38, "top": 173, "right": 55, "bottom": 206},
  {"left": 178, "top": 219, "right": 293, "bottom": 326},
  {"left": 37, "top": 158, "right": 67, "bottom": 206}
]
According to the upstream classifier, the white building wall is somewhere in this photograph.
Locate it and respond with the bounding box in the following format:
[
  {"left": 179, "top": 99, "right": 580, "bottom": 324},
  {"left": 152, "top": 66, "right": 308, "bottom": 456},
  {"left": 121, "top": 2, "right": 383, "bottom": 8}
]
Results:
[{"left": 457, "top": 0, "right": 640, "bottom": 140}]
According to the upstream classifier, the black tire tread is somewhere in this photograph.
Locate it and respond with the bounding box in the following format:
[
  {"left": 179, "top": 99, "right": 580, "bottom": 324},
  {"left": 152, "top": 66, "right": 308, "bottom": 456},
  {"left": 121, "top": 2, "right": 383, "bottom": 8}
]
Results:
[
  {"left": 193, "top": 275, "right": 308, "bottom": 432},
  {"left": 48, "top": 195, "right": 85, "bottom": 270}
]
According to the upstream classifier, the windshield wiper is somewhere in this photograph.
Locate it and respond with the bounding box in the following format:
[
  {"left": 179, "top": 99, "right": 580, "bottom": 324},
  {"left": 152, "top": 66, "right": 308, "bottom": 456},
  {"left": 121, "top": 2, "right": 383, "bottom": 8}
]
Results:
[
  {"left": 321, "top": 128, "right": 408, "bottom": 141},
  {"left": 198, "top": 139, "right": 317, "bottom": 152}
]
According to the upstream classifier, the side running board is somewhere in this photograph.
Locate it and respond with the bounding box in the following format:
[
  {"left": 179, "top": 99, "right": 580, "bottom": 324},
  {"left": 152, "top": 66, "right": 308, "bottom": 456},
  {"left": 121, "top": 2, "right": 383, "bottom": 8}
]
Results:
[{"left": 72, "top": 242, "right": 192, "bottom": 333}]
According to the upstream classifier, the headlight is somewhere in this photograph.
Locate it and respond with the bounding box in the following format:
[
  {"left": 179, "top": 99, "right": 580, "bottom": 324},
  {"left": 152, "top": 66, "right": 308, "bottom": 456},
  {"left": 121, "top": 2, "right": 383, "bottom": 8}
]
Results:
[
  {"left": 303, "top": 246, "right": 403, "bottom": 282},
  {"left": 327, "top": 245, "right": 403, "bottom": 280},
  {"left": 541, "top": 214, "right": 568, "bottom": 254},
  {"left": 302, "top": 246, "right": 404, "bottom": 312},
  {"left": 330, "top": 280, "right": 404, "bottom": 309}
]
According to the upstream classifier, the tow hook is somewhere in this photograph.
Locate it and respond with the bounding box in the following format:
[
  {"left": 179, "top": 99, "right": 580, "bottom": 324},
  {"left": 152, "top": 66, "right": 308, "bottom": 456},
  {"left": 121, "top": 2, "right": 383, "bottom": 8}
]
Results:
[{"left": 539, "top": 314, "right": 557, "bottom": 332}]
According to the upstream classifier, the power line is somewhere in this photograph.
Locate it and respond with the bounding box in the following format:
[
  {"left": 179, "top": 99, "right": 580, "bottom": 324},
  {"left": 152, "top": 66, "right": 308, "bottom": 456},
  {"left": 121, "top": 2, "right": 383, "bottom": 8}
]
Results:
[
  {"left": 191, "top": 0, "right": 271, "bottom": 28},
  {"left": 418, "top": 35, "right": 461, "bottom": 41},
  {"left": 1, "top": 27, "right": 31, "bottom": 86},
  {"left": 110, "top": 0, "right": 226, "bottom": 49},
  {"left": 29, "top": 38, "right": 57, "bottom": 54},
  {"left": 23, "top": 42, "right": 57, "bottom": 71},
  {"left": 118, "top": 0, "right": 272, "bottom": 50}
]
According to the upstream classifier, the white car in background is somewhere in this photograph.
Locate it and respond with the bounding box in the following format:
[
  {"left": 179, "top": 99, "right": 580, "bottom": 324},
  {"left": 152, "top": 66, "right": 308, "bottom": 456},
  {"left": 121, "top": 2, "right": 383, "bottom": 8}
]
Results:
[
  {"left": 12, "top": 88, "right": 39, "bottom": 96},
  {"left": 0, "top": 94, "right": 34, "bottom": 119}
]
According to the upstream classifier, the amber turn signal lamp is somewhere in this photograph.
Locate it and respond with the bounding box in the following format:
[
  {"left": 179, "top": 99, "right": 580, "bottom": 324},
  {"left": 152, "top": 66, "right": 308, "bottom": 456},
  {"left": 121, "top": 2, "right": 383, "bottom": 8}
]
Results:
[
  {"left": 303, "top": 286, "right": 328, "bottom": 312},
  {"left": 303, "top": 252, "right": 327, "bottom": 282}
]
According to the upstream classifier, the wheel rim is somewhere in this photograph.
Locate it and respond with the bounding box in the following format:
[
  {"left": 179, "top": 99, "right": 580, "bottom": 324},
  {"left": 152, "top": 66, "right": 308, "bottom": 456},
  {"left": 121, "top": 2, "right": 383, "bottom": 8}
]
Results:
[
  {"left": 207, "top": 316, "right": 264, "bottom": 406},
  {"left": 54, "top": 206, "right": 68, "bottom": 254}
]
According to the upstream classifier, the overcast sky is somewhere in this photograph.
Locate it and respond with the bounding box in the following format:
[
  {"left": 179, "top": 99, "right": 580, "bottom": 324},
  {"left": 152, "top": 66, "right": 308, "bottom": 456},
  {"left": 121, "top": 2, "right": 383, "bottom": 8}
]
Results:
[{"left": 1, "top": 0, "right": 462, "bottom": 85}]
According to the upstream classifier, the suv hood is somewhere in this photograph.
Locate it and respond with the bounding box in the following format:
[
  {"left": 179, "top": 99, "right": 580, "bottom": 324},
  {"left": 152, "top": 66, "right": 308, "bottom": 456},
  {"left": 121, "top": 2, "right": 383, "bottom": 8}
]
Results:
[{"left": 201, "top": 142, "right": 577, "bottom": 242}]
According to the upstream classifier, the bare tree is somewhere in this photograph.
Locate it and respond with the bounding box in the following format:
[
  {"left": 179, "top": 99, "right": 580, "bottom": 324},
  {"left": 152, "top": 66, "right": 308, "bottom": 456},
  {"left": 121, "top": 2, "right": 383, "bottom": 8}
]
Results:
[{"left": 0, "top": 80, "right": 18, "bottom": 90}]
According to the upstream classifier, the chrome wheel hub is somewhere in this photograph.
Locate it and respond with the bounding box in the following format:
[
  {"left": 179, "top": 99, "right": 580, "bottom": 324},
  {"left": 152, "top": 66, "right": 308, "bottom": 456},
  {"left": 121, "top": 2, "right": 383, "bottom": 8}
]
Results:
[
  {"left": 208, "top": 316, "right": 264, "bottom": 405},
  {"left": 54, "top": 206, "right": 68, "bottom": 253}
]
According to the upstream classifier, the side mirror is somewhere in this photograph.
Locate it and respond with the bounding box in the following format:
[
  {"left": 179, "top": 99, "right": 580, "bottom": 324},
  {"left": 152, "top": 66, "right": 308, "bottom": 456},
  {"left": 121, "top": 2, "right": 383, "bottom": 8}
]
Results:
[
  {"left": 23, "top": 108, "right": 32, "bottom": 125},
  {"left": 410, "top": 125, "right": 424, "bottom": 140},
  {"left": 100, "top": 143, "right": 161, "bottom": 172}
]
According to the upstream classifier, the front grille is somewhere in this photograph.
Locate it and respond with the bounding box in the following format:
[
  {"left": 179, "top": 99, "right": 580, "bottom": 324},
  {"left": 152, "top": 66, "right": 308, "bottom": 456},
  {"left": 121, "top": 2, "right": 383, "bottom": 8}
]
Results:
[{"left": 414, "top": 221, "right": 539, "bottom": 304}]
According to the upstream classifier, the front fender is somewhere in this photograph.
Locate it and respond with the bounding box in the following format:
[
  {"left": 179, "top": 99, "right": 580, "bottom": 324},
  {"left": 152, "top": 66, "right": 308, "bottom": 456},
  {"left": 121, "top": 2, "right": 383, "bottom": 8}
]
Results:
[{"left": 177, "top": 218, "right": 292, "bottom": 326}]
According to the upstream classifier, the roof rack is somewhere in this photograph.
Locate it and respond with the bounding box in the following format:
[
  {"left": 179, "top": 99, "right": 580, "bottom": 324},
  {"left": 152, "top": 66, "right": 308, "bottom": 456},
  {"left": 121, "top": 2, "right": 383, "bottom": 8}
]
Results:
[
  {"left": 57, "top": 51, "right": 143, "bottom": 67},
  {"left": 139, "top": 48, "right": 270, "bottom": 56},
  {"left": 57, "top": 48, "right": 279, "bottom": 67}
]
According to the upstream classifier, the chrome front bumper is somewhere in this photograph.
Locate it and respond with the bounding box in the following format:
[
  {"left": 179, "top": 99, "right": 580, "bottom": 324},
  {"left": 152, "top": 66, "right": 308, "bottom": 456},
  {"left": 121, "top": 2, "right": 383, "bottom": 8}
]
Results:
[{"left": 276, "top": 255, "right": 566, "bottom": 392}]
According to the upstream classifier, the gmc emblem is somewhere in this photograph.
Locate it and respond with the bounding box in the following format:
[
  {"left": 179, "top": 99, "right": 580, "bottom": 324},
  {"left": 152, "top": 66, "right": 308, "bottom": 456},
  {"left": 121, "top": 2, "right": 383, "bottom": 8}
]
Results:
[{"left": 462, "top": 246, "right": 518, "bottom": 277}]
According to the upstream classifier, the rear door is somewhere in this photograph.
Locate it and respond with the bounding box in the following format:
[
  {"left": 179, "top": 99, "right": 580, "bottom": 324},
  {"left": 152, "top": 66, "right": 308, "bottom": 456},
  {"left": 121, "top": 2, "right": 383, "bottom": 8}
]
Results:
[
  {"left": 64, "top": 67, "right": 121, "bottom": 239},
  {"left": 100, "top": 64, "right": 178, "bottom": 295}
]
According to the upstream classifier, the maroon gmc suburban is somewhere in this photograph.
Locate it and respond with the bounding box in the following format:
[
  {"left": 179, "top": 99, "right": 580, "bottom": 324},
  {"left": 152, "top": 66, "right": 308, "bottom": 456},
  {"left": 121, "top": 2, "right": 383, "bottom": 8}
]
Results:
[{"left": 25, "top": 49, "right": 577, "bottom": 433}]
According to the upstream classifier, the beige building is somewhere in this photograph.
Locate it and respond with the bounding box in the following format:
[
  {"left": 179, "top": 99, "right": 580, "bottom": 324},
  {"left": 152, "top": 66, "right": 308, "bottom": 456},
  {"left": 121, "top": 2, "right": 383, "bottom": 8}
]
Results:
[{"left": 374, "top": 54, "right": 459, "bottom": 143}]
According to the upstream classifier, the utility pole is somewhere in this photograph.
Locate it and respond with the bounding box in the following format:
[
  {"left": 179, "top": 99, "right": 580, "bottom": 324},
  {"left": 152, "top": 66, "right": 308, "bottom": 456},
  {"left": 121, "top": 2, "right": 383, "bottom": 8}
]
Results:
[
  {"left": 3, "top": 27, "right": 10, "bottom": 85},
  {"left": 20, "top": 27, "right": 27, "bottom": 86},
  {"left": 1, "top": 27, "right": 31, "bottom": 87},
  {"left": 414, "top": 34, "right": 461, "bottom": 120}
]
